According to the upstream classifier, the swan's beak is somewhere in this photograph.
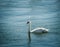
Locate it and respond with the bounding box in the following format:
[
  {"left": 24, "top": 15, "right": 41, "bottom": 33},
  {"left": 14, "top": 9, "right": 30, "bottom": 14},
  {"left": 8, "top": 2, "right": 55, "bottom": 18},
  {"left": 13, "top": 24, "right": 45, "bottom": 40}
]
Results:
[{"left": 27, "top": 21, "right": 29, "bottom": 24}]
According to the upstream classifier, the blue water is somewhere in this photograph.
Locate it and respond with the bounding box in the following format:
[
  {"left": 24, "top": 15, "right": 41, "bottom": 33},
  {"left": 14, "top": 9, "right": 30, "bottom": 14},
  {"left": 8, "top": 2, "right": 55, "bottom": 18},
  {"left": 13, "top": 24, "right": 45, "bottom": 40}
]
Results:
[{"left": 0, "top": 0, "right": 60, "bottom": 47}]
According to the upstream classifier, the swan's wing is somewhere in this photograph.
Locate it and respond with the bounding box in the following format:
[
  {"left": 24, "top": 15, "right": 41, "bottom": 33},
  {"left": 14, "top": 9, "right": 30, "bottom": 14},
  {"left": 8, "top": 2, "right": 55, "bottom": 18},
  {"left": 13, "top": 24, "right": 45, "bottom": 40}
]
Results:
[
  {"left": 31, "top": 27, "right": 48, "bottom": 33},
  {"left": 31, "top": 28, "right": 43, "bottom": 32}
]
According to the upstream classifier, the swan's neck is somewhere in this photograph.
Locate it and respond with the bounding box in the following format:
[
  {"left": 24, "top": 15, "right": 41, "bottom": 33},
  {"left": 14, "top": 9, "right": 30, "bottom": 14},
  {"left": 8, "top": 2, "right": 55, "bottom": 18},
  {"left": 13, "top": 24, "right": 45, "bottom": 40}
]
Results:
[
  {"left": 28, "top": 21, "right": 31, "bottom": 32},
  {"left": 29, "top": 22, "right": 31, "bottom": 32}
]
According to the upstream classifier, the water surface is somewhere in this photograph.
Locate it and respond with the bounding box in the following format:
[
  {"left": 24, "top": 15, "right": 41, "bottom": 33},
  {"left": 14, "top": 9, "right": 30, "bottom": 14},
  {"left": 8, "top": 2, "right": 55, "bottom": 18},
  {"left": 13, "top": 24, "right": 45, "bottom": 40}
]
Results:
[{"left": 0, "top": 0, "right": 60, "bottom": 47}]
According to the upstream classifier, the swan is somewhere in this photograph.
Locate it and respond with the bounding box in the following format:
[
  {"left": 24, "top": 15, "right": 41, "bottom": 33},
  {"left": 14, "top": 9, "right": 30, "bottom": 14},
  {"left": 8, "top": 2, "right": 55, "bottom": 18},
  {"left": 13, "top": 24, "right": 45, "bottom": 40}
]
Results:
[{"left": 27, "top": 20, "right": 48, "bottom": 33}]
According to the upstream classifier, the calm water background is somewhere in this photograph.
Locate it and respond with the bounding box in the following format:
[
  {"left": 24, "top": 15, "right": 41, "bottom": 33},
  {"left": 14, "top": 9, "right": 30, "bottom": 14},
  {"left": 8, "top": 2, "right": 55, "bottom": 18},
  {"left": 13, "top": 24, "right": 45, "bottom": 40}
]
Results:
[{"left": 0, "top": 0, "right": 60, "bottom": 47}]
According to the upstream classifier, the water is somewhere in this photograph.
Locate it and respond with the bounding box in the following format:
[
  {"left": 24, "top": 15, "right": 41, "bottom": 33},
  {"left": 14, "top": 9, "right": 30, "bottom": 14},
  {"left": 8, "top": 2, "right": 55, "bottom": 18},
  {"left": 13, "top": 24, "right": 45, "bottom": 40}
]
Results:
[{"left": 0, "top": 0, "right": 60, "bottom": 47}]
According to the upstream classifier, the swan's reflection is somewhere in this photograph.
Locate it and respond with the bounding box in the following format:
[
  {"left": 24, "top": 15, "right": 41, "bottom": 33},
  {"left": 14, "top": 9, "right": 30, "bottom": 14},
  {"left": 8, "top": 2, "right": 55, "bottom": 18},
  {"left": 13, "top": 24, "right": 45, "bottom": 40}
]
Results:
[
  {"left": 27, "top": 30, "right": 31, "bottom": 47},
  {"left": 27, "top": 34, "right": 31, "bottom": 47}
]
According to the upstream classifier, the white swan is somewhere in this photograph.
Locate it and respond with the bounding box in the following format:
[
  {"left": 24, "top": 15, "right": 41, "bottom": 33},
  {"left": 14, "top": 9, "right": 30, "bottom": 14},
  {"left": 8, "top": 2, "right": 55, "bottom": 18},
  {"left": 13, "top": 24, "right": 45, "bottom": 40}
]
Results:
[{"left": 27, "top": 20, "right": 48, "bottom": 33}]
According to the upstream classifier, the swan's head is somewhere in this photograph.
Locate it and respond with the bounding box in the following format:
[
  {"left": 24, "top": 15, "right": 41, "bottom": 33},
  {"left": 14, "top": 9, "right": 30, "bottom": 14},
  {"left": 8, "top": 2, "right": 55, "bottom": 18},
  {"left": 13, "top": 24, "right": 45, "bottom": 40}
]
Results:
[
  {"left": 27, "top": 16, "right": 31, "bottom": 24},
  {"left": 27, "top": 21, "right": 29, "bottom": 24},
  {"left": 27, "top": 21, "right": 31, "bottom": 24}
]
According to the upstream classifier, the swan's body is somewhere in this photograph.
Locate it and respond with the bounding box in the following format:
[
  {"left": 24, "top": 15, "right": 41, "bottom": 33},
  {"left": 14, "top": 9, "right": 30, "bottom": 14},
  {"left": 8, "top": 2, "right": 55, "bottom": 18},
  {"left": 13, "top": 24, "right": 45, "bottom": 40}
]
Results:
[
  {"left": 31, "top": 27, "right": 48, "bottom": 33},
  {"left": 27, "top": 20, "right": 48, "bottom": 33}
]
